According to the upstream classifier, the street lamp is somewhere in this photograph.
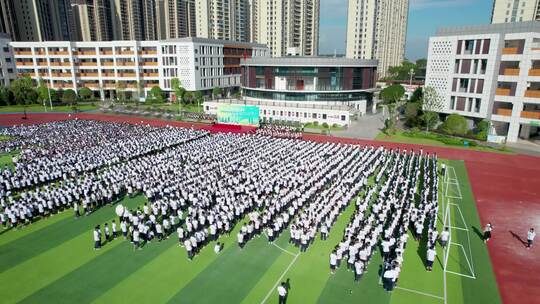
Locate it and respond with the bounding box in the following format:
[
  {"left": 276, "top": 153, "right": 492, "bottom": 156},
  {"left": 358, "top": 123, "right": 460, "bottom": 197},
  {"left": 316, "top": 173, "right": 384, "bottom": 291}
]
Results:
[{"left": 409, "top": 68, "right": 415, "bottom": 86}]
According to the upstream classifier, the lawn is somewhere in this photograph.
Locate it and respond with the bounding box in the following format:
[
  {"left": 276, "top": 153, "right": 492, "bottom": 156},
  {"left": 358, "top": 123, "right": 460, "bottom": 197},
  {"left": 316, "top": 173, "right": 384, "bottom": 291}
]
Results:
[
  {"left": 375, "top": 131, "right": 513, "bottom": 154},
  {"left": 140, "top": 103, "right": 203, "bottom": 113},
  {"left": 0, "top": 104, "right": 98, "bottom": 113},
  {"left": 0, "top": 150, "right": 18, "bottom": 169},
  {"left": 0, "top": 160, "right": 501, "bottom": 303}
]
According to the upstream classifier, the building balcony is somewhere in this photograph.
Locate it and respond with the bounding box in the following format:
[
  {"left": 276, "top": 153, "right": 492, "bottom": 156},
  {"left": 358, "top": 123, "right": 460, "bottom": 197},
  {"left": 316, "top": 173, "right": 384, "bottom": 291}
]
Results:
[
  {"left": 35, "top": 50, "right": 46, "bottom": 55},
  {"left": 145, "top": 82, "right": 159, "bottom": 88},
  {"left": 117, "top": 61, "right": 135, "bottom": 66},
  {"left": 141, "top": 72, "right": 159, "bottom": 77},
  {"left": 118, "top": 72, "right": 136, "bottom": 77},
  {"left": 78, "top": 72, "right": 99, "bottom": 77},
  {"left": 15, "top": 51, "right": 32, "bottom": 55},
  {"left": 140, "top": 61, "right": 158, "bottom": 66},
  {"left": 103, "top": 82, "right": 116, "bottom": 88},
  {"left": 529, "top": 69, "right": 540, "bottom": 77},
  {"left": 117, "top": 50, "right": 134, "bottom": 55},
  {"left": 502, "top": 47, "right": 519, "bottom": 55},
  {"left": 37, "top": 72, "right": 48, "bottom": 77},
  {"left": 81, "top": 83, "right": 99, "bottom": 88},
  {"left": 49, "top": 51, "right": 69, "bottom": 55},
  {"left": 37, "top": 61, "right": 48, "bottom": 66},
  {"left": 524, "top": 90, "right": 540, "bottom": 98},
  {"left": 50, "top": 83, "right": 73, "bottom": 89},
  {"left": 17, "top": 62, "right": 33, "bottom": 66},
  {"left": 139, "top": 50, "right": 157, "bottom": 55},
  {"left": 126, "top": 84, "right": 137, "bottom": 89},
  {"left": 75, "top": 51, "right": 96, "bottom": 56},
  {"left": 496, "top": 88, "right": 511, "bottom": 96},
  {"left": 80, "top": 62, "right": 97, "bottom": 66},
  {"left": 101, "top": 72, "right": 115, "bottom": 77},
  {"left": 101, "top": 50, "right": 113, "bottom": 55},
  {"left": 51, "top": 72, "right": 72, "bottom": 77},
  {"left": 503, "top": 68, "right": 520, "bottom": 76},
  {"left": 521, "top": 111, "right": 540, "bottom": 119},
  {"left": 496, "top": 108, "right": 512, "bottom": 116},
  {"left": 101, "top": 61, "right": 114, "bottom": 66}
]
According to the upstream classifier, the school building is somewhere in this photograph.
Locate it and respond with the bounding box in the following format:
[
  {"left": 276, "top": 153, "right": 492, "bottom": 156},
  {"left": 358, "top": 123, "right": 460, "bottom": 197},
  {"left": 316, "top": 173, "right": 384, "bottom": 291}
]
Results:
[{"left": 426, "top": 21, "right": 540, "bottom": 143}]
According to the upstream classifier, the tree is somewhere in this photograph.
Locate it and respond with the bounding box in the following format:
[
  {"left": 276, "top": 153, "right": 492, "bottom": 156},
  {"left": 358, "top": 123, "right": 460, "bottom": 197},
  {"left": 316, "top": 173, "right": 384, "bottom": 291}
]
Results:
[
  {"left": 195, "top": 91, "right": 203, "bottom": 105},
  {"left": 410, "top": 87, "right": 423, "bottom": 103},
  {"left": 0, "top": 87, "right": 14, "bottom": 106},
  {"left": 62, "top": 89, "right": 78, "bottom": 111},
  {"left": 115, "top": 81, "right": 126, "bottom": 102},
  {"left": 386, "top": 59, "right": 426, "bottom": 81},
  {"left": 36, "top": 78, "right": 50, "bottom": 106},
  {"left": 148, "top": 86, "right": 164, "bottom": 104},
  {"left": 441, "top": 114, "right": 468, "bottom": 136},
  {"left": 420, "top": 86, "right": 443, "bottom": 132},
  {"left": 184, "top": 91, "right": 193, "bottom": 104},
  {"left": 79, "top": 87, "right": 92, "bottom": 100},
  {"left": 10, "top": 76, "right": 36, "bottom": 106},
  {"left": 380, "top": 84, "right": 405, "bottom": 104},
  {"left": 380, "top": 84, "right": 405, "bottom": 132},
  {"left": 212, "top": 87, "right": 221, "bottom": 100},
  {"left": 404, "top": 102, "right": 420, "bottom": 127},
  {"left": 171, "top": 78, "right": 186, "bottom": 104}
]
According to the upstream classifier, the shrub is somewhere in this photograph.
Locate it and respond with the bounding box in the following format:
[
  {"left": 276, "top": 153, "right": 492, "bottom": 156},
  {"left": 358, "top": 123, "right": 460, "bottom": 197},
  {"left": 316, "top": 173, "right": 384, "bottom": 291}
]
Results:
[
  {"left": 332, "top": 123, "right": 339, "bottom": 128},
  {"left": 322, "top": 122, "right": 329, "bottom": 129},
  {"left": 313, "top": 121, "right": 319, "bottom": 126},
  {"left": 440, "top": 114, "right": 468, "bottom": 136}
]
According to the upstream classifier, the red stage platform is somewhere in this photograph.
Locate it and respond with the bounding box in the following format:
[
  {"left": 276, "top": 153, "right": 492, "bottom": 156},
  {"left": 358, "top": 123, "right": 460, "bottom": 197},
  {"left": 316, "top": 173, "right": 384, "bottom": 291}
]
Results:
[{"left": 203, "top": 123, "right": 257, "bottom": 134}]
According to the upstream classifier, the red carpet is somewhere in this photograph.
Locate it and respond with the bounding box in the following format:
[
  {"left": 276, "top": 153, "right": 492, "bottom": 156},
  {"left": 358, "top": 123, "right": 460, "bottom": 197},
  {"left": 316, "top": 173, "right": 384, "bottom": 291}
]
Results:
[
  {"left": 202, "top": 123, "right": 257, "bottom": 134},
  {"left": 1, "top": 113, "right": 539, "bottom": 304}
]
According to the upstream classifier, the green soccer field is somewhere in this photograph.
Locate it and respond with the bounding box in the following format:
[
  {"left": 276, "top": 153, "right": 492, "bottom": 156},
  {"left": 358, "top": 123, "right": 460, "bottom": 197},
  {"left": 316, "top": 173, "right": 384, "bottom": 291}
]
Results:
[{"left": 0, "top": 160, "right": 501, "bottom": 304}]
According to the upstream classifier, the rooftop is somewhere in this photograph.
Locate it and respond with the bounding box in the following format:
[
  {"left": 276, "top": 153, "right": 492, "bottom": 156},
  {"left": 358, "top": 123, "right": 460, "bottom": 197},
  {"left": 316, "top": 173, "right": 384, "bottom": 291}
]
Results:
[
  {"left": 241, "top": 56, "right": 378, "bottom": 67},
  {"left": 435, "top": 21, "right": 540, "bottom": 36}
]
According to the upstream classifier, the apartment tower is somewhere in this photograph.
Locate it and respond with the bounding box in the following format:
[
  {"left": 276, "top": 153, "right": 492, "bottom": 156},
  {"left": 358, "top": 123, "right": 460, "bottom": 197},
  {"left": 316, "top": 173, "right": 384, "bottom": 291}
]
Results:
[
  {"left": 251, "top": 0, "right": 320, "bottom": 57},
  {"left": 346, "top": 0, "right": 409, "bottom": 79},
  {"left": 195, "top": 0, "right": 250, "bottom": 42},
  {"left": 164, "top": 0, "right": 197, "bottom": 39},
  {"left": 491, "top": 0, "right": 540, "bottom": 23}
]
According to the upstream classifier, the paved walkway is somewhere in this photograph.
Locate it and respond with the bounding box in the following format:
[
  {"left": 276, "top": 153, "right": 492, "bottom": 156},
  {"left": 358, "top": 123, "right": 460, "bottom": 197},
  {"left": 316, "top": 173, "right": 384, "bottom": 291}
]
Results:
[{"left": 330, "top": 112, "right": 384, "bottom": 140}]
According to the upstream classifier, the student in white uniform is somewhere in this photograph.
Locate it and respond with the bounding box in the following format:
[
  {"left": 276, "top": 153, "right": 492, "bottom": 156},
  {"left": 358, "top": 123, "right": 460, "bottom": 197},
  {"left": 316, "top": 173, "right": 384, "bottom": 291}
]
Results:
[
  {"left": 93, "top": 225, "right": 101, "bottom": 250},
  {"left": 426, "top": 246, "right": 436, "bottom": 271},
  {"left": 527, "top": 228, "right": 536, "bottom": 249},
  {"left": 330, "top": 250, "right": 337, "bottom": 274},
  {"left": 440, "top": 227, "right": 449, "bottom": 247},
  {"left": 277, "top": 282, "right": 288, "bottom": 304},
  {"left": 214, "top": 242, "right": 222, "bottom": 254}
]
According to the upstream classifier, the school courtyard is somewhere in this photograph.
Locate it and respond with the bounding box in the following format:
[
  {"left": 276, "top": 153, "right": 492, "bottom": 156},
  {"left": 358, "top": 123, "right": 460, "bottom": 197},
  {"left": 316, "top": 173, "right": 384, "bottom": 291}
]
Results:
[{"left": 0, "top": 113, "right": 539, "bottom": 304}]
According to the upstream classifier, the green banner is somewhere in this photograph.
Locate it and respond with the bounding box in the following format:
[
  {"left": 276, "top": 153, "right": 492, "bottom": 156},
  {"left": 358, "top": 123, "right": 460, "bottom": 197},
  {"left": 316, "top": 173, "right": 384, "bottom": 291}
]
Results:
[{"left": 217, "top": 104, "right": 260, "bottom": 126}]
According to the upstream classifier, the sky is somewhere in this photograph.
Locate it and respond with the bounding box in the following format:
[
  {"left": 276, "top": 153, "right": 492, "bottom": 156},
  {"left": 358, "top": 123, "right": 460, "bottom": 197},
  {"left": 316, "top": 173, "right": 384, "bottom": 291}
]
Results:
[{"left": 319, "top": 0, "right": 493, "bottom": 60}]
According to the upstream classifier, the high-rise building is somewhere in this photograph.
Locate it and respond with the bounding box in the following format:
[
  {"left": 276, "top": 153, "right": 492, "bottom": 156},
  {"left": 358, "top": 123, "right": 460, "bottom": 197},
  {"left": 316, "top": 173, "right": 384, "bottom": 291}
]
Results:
[
  {"left": 251, "top": 0, "right": 320, "bottom": 57},
  {"left": 346, "top": 0, "right": 409, "bottom": 79},
  {"left": 93, "top": 0, "right": 115, "bottom": 41},
  {"left": 110, "top": 0, "right": 157, "bottom": 41},
  {"left": 0, "top": 0, "right": 18, "bottom": 40},
  {"left": 491, "top": 0, "right": 540, "bottom": 23},
  {"left": 195, "top": 0, "right": 251, "bottom": 42},
  {"left": 72, "top": 0, "right": 97, "bottom": 41},
  {"left": 164, "top": 0, "right": 197, "bottom": 39},
  {"left": 11, "top": 0, "right": 75, "bottom": 41}
]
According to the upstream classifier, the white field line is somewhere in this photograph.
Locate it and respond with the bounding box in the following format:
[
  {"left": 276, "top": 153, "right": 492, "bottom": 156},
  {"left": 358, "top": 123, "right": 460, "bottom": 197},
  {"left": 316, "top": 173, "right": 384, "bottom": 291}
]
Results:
[
  {"left": 260, "top": 253, "right": 300, "bottom": 304},
  {"left": 449, "top": 242, "right": 476, "bottom": 278},
  {"left": 445, "top": 270, "right": 476, "bottom": 280},
  {"left": 263, "top": 232, "right": 298, "bottom": 256},
  {"left": 395, "top": 286, "right": 445, "bottom": 301}
]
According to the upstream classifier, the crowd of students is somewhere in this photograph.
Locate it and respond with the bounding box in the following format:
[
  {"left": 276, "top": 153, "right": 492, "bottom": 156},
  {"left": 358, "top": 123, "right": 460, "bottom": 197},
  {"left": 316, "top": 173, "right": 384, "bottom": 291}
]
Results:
[
  {"left": 0, "top": 120, "right": 207, "bottom": 228},
  {"left": 256, "top": 124, "right": 302, "bottom": 139},
  {"left": 1, "top": 119, "right": 443, "bottom": 292}
]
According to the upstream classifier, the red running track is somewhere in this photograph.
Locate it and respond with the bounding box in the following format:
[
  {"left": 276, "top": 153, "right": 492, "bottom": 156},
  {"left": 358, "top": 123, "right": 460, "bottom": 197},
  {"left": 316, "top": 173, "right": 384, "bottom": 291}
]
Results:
[{"left": 1, "top": 113, "right": 539, "bottom": 304}]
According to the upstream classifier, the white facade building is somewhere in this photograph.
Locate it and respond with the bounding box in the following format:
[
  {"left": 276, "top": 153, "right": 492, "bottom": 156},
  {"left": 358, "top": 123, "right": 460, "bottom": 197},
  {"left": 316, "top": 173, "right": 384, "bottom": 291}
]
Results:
[
  {"left": 426, "top": 22, "right": 540, "bottom": 143},
  {"left": 11, "top": 38, "right": 269, "bottom": 100},
  {"left": 203, "top": 57, "right": 378, "bottom": 126}
]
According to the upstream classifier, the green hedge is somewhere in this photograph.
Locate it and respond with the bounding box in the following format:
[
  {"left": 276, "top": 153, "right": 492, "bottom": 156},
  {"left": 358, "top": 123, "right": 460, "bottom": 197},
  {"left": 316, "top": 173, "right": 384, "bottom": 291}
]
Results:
[{"left": 403, "top": 130, "right": 478, "bottom": 147}]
